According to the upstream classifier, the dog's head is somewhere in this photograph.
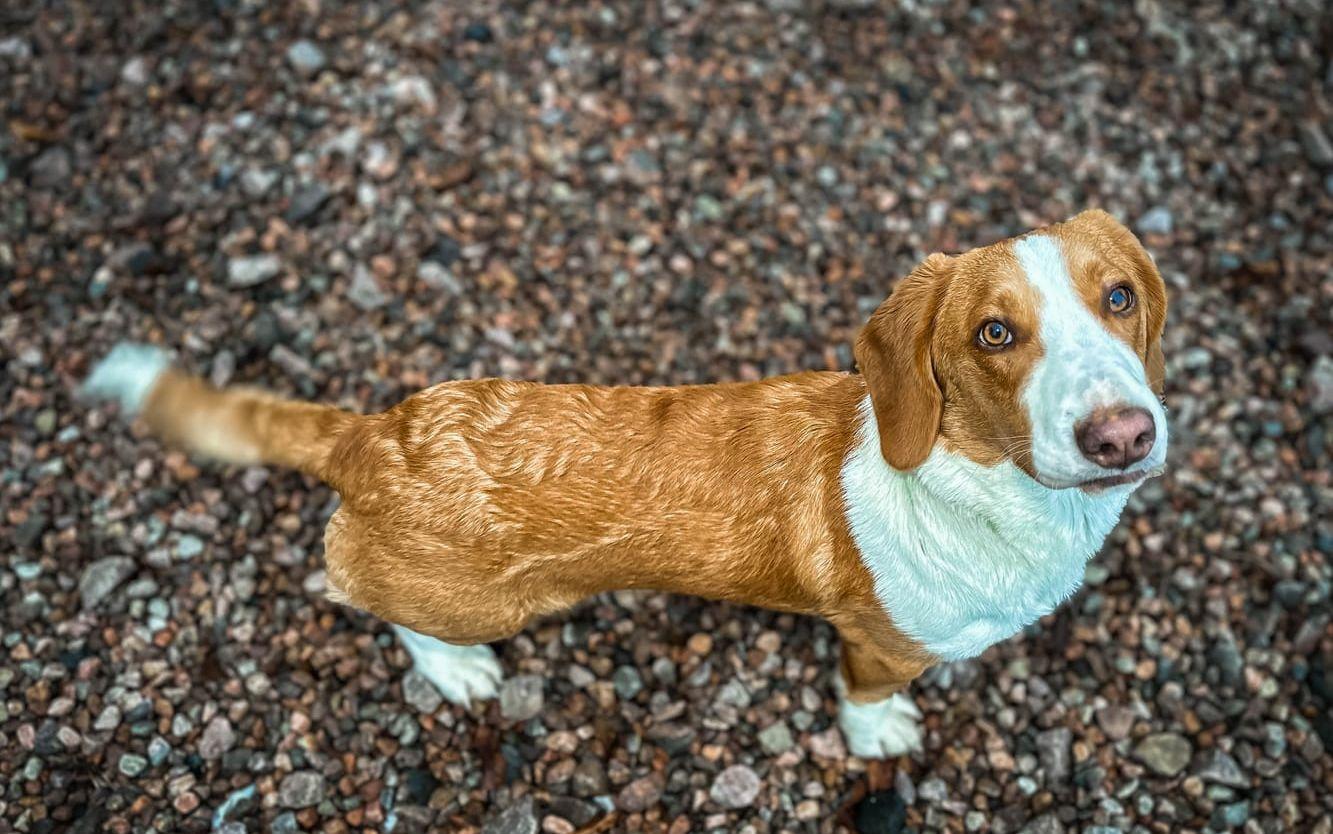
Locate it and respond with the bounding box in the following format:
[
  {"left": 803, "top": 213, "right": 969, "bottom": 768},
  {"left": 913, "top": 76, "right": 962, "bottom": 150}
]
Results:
[{"left": 855, "top": 210, "right": 1168, "bottom": 491}]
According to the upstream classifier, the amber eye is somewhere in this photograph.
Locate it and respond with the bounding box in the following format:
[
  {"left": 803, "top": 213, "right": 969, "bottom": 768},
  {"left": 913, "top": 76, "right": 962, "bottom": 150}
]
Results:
[
  {"left": 977, "top": 320, "right": 1012, "bottom": 349},
  {"left": 1106, "top": 285, "right": 1136, "bottom": 314}
]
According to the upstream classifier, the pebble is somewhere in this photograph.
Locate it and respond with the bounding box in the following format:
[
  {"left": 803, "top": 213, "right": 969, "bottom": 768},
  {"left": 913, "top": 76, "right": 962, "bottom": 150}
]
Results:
[
  {"left": 1134, "top": 733, "right": 1193, "bottom": 777},
  {"left": 226, "top": 254, "right": 281, "bottom": 288},
  {"left": 78, "top": 556, "right": 136, "bottom": 609},
  {"left": 401, "top": 670, "right": 444, "bottom": 714},
  {"left": 500, "top": 675, "right": 545, "bottom": 721},
  {"left": 278, "top": 770, "right": 325, "bottom": 808},
  {"left": 709, "top": 764, "right": 761, "bottom": 809},
  {"left": 1196, "top": 748, "right": 1248, "bottom": 788},
  {"left": 1036, "top": 727, "right": 1073, "bottom": 783},
  {"left": 118, "top": 753, "right": 148, "bottom": 777},
  {"left": 347, "top": 263, "right": 388, "bottom": 311},
  {"left": 285, "top": 40, "right": 327, "bottom": 76},
  {"left": 198, "top": 716, "right": 235, "bottom": 760},
  {"left": 1136, "top": 206, "right": 1174, "bottom": 235},
  {"left": 616, "top": 775, "right": 663, "bottom": 812},
  {"left": 483, "top": 796, "right": 538, "bottom": 834},
  {"left": 757, "top": 721, "right": 794, "bottom": 755}
]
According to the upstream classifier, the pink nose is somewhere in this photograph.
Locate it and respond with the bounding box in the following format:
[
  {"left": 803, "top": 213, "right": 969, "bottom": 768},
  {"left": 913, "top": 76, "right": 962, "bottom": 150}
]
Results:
[{"left": 1075, "top": 407, "right": 1155, "bottom": 469}]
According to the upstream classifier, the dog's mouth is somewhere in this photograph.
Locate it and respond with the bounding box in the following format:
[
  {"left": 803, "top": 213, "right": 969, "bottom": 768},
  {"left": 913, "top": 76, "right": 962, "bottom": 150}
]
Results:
[{"left": 1036, "top": 465, "right": 1165, "bottom": 493}]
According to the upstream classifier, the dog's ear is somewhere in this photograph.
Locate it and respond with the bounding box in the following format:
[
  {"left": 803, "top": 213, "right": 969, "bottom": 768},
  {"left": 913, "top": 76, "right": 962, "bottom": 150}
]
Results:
[
  {"left": 854, "top": 254, "right": 949, "bottom": 470},
  {"left": 1139, "top": 256, "right": 1168, "bottom": 397}
]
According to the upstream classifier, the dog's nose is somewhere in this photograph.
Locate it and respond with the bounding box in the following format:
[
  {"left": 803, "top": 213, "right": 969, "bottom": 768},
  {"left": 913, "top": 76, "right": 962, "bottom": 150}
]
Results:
[{"left": 1075, "top": 407, "right": 1155, "bottom": 469}]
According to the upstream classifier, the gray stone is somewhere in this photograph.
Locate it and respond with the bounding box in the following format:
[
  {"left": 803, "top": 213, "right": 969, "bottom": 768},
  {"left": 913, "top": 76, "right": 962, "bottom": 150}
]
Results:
[
  {"left": 482, "top": 795, "right": 537, "bottom": 834},
  {"left": 285, "top": 182, "right": 331, "bottom": 224},
  {"left": 1308, "top": 355, "right": 1333, "bottom": 415},
  {"left": 1196, "top": 749, "right": 1247, "bottom": 787},
  {"left": 1212, "top": 800, "right": 1250, "bottom": 829},
  {"left": 1019, "top": 813, "right": 1064, "bottom": 834},
  {"left": 79, "top": 556, "right": 136, "bottom": 609},
  {"left": 572, "top": 758, "right": 608, "bottom": 797},
  {"left": 198, "top": 716, "right": 235, "bottom": 760},
  {"left": 174, "top": 534, "right": 204, "bottom": 559},
  {"left": 418, "top": 261, "right": 462, "bottom": 294},
  {"left": 118, "top": 753, "right": 148, "bottom": 777},
  {"left": 709, "top": 764, "right": 761, "bottom": 809},
  {"left": 147, "top": 736, "right": 171, "bottom": 766},
  {"left": 616, "top": 775, "right": 663, "bottom": 812},
  {"left": 278, "top": 770, "right": 325, "bottom": 808},
  {"left": 286, "top": 40, "right": 327, "bottom": 76},
  {"left": 271, "top": 812, "right": 299, "bottom": 834},
  {"left": 1036, "top": 727, "right": 1072, "bottom": 782},
  {"left": 612, "top": 665, "right": 643, "bottom": 700},
  {"left": 1134, "top": 732, "right": 1192, "bottom": 777},
  {"left": 347, "top": 263, "right": 388, "bottom": 311},
  {"left": 758, "top": 721, "right": 794, "bottom": 755},
  {"left": 29, "top": 146, "right": 71, "bottom": 188},
  {"left": 240, "top": 168, "right": 280, "bottom": 198},
  {"left": 499, "top": 674, "right": 544, "bottom": 721},
  {"left": 401, "top": 670, "right": 443, "bottom": 714},
  {"left": 1300, "top": 122, "right": 1333, "bottom": 166},
  {"left": 227, "top": 254, "right": 281, "bottom": 287},
  {"left": 1136, "top": 206, "right": 1174, "bottom": 235}
]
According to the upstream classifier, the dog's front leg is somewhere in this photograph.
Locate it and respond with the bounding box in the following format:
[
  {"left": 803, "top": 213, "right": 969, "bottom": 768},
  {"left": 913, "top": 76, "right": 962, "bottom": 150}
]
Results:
[{"left": 834, "top": 635, "right": 930, "bottom": 759}]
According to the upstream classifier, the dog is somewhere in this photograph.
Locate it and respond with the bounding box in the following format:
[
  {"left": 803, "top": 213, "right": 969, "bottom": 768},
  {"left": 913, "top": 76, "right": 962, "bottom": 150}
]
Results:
[{"left": 81, "top": 209, "right": 1168, "bottom": 758}]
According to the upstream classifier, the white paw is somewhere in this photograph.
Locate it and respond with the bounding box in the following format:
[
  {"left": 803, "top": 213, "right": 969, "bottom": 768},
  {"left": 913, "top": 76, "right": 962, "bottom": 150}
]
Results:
[
  {"left": 838, "top": 691, "right": 924, "bottom": 759},
  {"left": 393, "top": 625, "right": 503, "bottom": 708}
]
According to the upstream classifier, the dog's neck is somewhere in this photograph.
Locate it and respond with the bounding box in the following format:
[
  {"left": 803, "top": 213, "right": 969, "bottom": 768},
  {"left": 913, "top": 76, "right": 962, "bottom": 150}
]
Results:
[{"left": 840, "top": 395, "right": 1135, "bottom": 660}]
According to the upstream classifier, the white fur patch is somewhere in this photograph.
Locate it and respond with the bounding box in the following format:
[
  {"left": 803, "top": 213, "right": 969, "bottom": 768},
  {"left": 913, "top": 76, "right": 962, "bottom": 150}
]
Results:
[
  {"left": 81, "top": 342, "right": 171, "bottom": 417},
  {"left": 841, "top": 397, "right": 1131, "bottom": 660},
  {"left": 1015, "top": 235, "right": 1169, "bottom": 488},
  {"left": 393, "top": 625, "right": 503, "bottom": 708},
  {"left": 837, "top": 685, "right": 923, "bottom": 759}
]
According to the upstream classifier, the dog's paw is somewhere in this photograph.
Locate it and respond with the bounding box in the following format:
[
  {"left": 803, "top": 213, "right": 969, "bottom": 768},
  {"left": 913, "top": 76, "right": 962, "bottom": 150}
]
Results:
[
  {"left": 837, "top": 692, "right": 923, "bottom": 759},
  {"left": 393, "top": 625, "right": 503, "bottom": 708}
]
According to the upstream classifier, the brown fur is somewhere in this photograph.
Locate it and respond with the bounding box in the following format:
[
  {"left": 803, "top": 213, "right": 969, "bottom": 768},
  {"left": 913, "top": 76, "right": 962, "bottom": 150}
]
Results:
[{"left": 129, "top": 210, "right": 1165, "bottom": 706}]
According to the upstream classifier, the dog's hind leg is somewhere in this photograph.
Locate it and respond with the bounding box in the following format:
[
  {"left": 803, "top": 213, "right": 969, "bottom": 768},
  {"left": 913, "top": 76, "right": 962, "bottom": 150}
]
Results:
[{"left": 392, "top": 624, "right": 504, "bottom": 708}]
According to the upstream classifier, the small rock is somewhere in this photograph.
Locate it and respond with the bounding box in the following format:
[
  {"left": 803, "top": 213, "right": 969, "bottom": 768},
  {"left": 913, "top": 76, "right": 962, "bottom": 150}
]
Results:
[
  {"left": 1134, "top": 732, "right": 1193, "bottom": 777},
  {"left": 709, "top": 765, "right": 761, "bottom": 809},
  {"left": 402, "top": 670, "right": 443, "bottom": 714},
  {"left": 198, "top": 716, "right": 235, "bottom": 760},
  {"left": 118, "top": 753, "right": 148, "bottom": 777},
  {"left": 1300, "top": 122, "right": 1333, "bottom": 167},
  {"left": 808, "top": 727, "right": 846, "bottom": 759},
  {"left": 147, "top": 736, "right": 171, "bottom": 766},
  {"left": 1212, "top": 800, "right": 1250, "bottom": 829},
  {"left": 1136, "top": 206, "right": 1173, "bottom": 235},
  {"left": 613, "top": 666, "right": 643, "bottom": 700},
  {"left": 1309, "top": 355, "right": 1333, "bottom": 415},
  {"left": 1036, "top": 727, "right": 1072, "bottom": 783},
  {"left": 29, "top": 146, "right": 72, "bottom": 188},
  {"left": 285, "top": 182, "right": 331, "bottom": 225},
  {"left": 1095, "top": 705, "right": 1135, "bottom": 741},
  {"left": 240, "top": 168, "right": 280, "bottom": 198},
  {"left": 1196, "top": 749, "right": 1248, "bottom": 788},
  {"left": 616, "top": 775, "right": 663, "bottom": 812},
  {"left": 463, "top": 22, "right": 494, "bottom": 43},
  {"left": 347, "top": 263, "right": 388, "bottom": 311},
  {"left": 278, "top": 770, "right": 325, "bottom": 808},
  {"left": 174, "top": 534, "right": 204, "bottom": 560},
  {"left": 499, "top": 674, "right": 544, "bottom": 721},
  {"left": 1020, "top": 813, "right": 1064, "bottom": 834},
  {"left": 79, "top": 556, "right": 136, "bottom": 609},
  {"left": 572, "top": 758, "right": 608, "bottom": 797},
  {"left": 758, "top": 721, "right": 794, "bottom": 755},
  {"left": 418, "top": 261, "right": 462, "bottom": 294},
  {"left": 483, "top": 796, "right": 538, "bottom": 834},
  {"left": 227, "top": 254, "right": 281, "bottom": 288},
  {"left": 286, "top": 40, "right": 327, "bottom": 76}
]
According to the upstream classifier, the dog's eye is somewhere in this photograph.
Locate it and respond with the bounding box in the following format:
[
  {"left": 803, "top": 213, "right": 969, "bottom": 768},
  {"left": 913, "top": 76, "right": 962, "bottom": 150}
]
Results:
[
  {"left": 1106, "top": 285, "right": 1135, "bottom": 314},
  {"left": 977, "top": 320, "right": 1012, "bottom": 349}
]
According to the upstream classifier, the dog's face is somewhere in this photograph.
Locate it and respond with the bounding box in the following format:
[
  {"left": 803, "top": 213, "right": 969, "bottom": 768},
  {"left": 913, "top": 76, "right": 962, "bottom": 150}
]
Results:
[{"left": 855, "top": 210, "right": 1168, "bottom": 491}]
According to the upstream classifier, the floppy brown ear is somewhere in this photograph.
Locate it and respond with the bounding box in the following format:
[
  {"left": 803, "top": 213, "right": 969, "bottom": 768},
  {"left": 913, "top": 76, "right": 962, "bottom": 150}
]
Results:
[
  {"left": 853, "top": 254, "right": 949, "bottom": 470},
  {"left": 1127, "top": 234, "right": 1168, "bottom": 397}
]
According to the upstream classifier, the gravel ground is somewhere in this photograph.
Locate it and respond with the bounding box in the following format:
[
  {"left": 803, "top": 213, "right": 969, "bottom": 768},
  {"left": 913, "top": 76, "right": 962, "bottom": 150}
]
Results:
[{"left": 2, "top": 1, "right": 1330, "bottom": 832}]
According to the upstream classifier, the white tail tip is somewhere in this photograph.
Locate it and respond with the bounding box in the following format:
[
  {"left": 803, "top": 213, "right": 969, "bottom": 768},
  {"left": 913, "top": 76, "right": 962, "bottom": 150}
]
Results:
[{"left": 81, "top": 342, "right": 172, "bottom": 417}]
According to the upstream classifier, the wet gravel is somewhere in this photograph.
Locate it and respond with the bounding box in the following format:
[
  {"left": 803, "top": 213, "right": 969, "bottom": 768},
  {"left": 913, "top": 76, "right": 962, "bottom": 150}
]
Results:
[{"left": 2, "top": 1, "right": 1330, "bottom": 832}]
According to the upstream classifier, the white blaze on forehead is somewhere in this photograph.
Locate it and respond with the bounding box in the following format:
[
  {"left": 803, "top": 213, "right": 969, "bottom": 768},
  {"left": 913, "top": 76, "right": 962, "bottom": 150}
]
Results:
[{"left": 1014, "top": 234, "right": 1167, "bottom": 486}]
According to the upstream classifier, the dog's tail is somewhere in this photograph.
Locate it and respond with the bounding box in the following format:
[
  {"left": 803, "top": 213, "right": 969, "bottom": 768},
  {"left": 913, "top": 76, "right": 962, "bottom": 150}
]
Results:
[{"left": 81, "top": 343, "right": 359, "bottom": 483}]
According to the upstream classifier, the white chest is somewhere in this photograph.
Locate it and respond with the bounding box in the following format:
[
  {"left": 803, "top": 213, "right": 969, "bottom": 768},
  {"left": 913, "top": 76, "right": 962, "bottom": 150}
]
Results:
[{"left": 840, "top": 398, "right": 1130, "bottom": 660}]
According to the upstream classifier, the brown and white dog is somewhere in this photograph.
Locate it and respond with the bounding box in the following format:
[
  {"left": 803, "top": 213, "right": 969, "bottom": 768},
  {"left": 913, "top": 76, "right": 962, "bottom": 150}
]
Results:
[{"left": 82, "top": 209, "right": 1167, "bottom": 758}]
